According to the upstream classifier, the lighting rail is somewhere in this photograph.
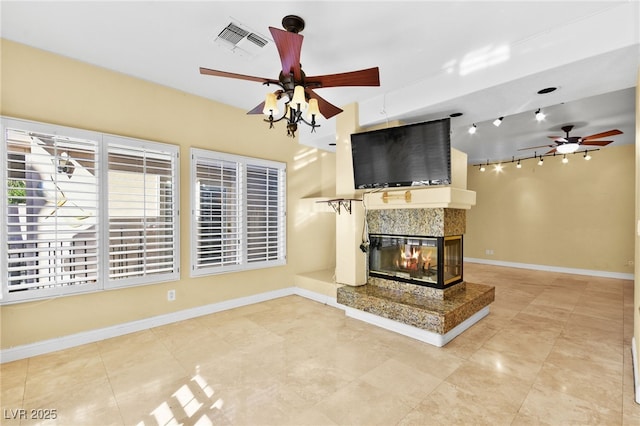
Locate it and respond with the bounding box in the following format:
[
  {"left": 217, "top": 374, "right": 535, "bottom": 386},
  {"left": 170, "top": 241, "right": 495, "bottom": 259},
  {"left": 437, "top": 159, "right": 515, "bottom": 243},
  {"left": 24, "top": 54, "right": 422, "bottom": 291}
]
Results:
[{"left": 473, "top": 149, "right": 599, "bottom": 171}]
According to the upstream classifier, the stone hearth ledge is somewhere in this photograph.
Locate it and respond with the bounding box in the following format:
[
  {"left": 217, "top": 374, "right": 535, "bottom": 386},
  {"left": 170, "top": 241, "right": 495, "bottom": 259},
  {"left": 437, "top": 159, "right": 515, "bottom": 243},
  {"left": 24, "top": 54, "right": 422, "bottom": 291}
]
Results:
[{"left": 336, "top": 282, "right": 495, "bottom": 346}]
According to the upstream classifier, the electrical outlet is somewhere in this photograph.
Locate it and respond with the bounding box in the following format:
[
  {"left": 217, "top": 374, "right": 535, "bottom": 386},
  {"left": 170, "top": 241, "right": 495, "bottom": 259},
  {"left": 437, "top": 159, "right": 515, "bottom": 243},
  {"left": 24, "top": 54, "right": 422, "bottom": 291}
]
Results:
[
  {"left": 167, "top": 289, "right": 176, "bottom": 301},
  {"left": 485, "top": 249, "right": 494, "bottom": 255},
  {"left": 627, "top": 260, "right": 634, "bottom": 266}
]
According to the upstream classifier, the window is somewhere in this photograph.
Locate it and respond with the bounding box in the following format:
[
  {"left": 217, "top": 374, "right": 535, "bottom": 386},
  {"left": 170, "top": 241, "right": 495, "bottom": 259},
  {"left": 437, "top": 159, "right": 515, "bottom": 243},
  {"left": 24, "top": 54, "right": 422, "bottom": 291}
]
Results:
[
  {"left": 191, "top": 148, "right": 286, "bottom": 276},
  {"left": 1, "top": 117, "right": 179, "bottom": 304},
  {"left": 105, "top": 136, "right": 179, "bottom": 286}
]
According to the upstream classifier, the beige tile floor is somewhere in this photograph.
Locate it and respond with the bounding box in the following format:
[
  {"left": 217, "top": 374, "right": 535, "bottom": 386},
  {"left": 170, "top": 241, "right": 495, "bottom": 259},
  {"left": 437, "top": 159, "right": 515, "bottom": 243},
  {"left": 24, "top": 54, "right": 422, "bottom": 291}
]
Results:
[{"left": 1, "top": 263, "right": 640, "bottom": 425}]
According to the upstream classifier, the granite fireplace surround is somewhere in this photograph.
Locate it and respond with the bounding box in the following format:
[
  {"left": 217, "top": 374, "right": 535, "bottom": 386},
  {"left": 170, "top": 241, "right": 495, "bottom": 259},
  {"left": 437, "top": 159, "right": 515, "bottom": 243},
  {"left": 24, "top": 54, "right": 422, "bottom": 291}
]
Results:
[{"left": 337, "top": 207, "right": 495, "bottom": 347}]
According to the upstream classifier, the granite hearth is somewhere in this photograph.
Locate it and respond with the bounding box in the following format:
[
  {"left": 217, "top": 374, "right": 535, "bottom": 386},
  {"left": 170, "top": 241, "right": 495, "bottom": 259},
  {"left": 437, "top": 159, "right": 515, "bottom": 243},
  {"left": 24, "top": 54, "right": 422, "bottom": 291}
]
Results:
[
  {"left": 337, "top": 278, "right": 494, "bottom": 346},
  {"left": 336, "top": 203, "right": 495, "bottom": 347}
]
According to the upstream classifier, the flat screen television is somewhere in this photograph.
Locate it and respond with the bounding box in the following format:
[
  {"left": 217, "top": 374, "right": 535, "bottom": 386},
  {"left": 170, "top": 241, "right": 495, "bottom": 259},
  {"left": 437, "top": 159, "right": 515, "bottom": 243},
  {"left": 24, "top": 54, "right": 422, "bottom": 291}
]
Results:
[{"left": 350, "top": 118, "right": 451, "bottom": 189}]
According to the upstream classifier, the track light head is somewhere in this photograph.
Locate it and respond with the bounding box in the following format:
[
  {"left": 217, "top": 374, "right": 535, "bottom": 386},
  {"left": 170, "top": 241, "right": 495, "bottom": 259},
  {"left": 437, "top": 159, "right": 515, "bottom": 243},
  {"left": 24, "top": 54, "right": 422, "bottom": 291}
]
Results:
[
  {"left": 468, "top": 123, "right": 477, "bottom": 134},
  {"left": 535, "top": 108, "right": 545, "bottom": 121},
  {"left": 493, "top": 117, "right": 504, "bottom": 127}
]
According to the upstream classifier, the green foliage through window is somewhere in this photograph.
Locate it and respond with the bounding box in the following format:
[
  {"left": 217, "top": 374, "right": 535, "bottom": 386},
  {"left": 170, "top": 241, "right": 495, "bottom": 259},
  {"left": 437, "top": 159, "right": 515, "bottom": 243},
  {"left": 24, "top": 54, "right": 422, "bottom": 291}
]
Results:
[{"left": 7, "top": 179, "right": 26, "bottom": 205}]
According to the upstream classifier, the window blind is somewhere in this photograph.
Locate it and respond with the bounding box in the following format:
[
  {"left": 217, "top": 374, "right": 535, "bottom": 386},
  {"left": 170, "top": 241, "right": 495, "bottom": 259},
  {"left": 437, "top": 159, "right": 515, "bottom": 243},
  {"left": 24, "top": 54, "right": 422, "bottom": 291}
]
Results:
[
  {"left": 246, "top": 164, "right": 286, "bottom": 264},
  {"left": 107, "top": 141, "right": 179, "bottom": 284},
  {"left": 191, "top": 148, "right": 286, "bottom": 276},
  {"left": 4, "top": 128, "right": 100, "bottom": 297},
  {"left": 2, "top": 118, "right": 180, "bottom": 304},
  {"left": 194, "top": 157, "right": 241, "bottom": 269}
]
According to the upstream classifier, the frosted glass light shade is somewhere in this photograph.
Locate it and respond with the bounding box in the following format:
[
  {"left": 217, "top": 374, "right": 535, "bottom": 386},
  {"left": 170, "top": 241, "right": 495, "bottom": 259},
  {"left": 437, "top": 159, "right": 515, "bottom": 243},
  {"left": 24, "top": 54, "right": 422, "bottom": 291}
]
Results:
[
  {"left": 263, "top": 93, "right": 279, "bottom": 116},
  {"left": 307, "top": 98, "right": 320, "bottom": 119},
  {"left": 291, "top": 86, "right": 307, "bottom": 110},
  {"left": 556, "top": 143, "right": 579, "bottom": 154}
]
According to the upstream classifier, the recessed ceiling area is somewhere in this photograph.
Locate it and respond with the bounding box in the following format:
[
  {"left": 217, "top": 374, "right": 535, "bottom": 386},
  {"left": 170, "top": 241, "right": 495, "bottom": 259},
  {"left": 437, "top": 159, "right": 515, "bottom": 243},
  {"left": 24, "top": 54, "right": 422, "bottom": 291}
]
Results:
[{"left": 1, "top": 1, "right": 637, "bottom": 163}]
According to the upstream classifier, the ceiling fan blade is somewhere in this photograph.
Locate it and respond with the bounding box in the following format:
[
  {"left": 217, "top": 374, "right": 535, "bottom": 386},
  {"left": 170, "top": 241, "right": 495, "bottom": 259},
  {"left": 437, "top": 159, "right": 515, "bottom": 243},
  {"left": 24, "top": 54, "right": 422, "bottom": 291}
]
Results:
[
  {"left": 582, "top": 129, "right": 623, "bottom": 141},
  {"left": 546, "top": 148, "right": 557, "bottom": 154},
  {"left": 306, "top": 88, "right": 343, "bottom": 119},
  {"left": 517, "top": 144, "right": 554, "bottom": 151},
  {"left": 581, "top": 140, "right": 613, "bottom": 147},
  {"left": 199, "top": 67, "right": 279, "bottom": 84},
  {"left": 306, "top": 67, "right": 380, "bottom": 88},
  {"left": 547, "top": 136, "right": 566, "bottom": 142},
  {"left": 269, "top": 27, "right": 303, "bottom": 80}
]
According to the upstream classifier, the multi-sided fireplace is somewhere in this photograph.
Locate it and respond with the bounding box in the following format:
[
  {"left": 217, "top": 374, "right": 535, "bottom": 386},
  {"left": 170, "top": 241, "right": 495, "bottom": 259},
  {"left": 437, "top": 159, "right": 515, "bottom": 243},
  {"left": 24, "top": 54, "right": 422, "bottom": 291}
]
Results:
[{"left": 368, "top": 234, "right": 463, "bottom": 289}]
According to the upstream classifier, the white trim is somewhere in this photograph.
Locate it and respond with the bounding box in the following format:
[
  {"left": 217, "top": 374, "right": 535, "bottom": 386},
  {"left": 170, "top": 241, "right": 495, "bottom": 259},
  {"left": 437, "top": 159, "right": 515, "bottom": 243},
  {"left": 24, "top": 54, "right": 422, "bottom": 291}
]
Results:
[
  {"left": 0, "top": 286, "right": 343, "bottom": 363},
  {"left": 341, "top": 305, "right": 490, "bottom": 347},
  {"left": 294, "top": 287, "right": 345, "bottom": 310},
  {"left": 633, "top": 337, "right": 640, "bottom": 405},
  {"left": 464, "top": 257, "right": 634, "bottom": 280}
]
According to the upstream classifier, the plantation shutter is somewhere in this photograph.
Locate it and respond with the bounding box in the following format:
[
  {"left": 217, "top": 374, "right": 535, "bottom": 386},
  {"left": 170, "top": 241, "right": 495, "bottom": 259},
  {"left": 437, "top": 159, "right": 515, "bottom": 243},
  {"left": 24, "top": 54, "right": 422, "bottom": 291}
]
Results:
[
  {"left": 107, "top": 140, "right": 179, "bottom": 285},
  {"left": 4, "top": 127, "right": 100, "bottom": 298},
  {"left": 246, "top": 164, "right": 286, "bottom": 264},
  {"left": 193, "top": 154, "right": 242, "bottom": 272},
  {"left": 191, "top": 148, "right": 286, "bottom": 276}
]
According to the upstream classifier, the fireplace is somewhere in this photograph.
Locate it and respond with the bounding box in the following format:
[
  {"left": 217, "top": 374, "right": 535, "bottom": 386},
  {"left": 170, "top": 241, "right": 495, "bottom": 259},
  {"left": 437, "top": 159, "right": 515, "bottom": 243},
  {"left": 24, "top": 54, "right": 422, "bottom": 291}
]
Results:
[{"left": 368, "top": 234, "right": 463, "bottom": 289}]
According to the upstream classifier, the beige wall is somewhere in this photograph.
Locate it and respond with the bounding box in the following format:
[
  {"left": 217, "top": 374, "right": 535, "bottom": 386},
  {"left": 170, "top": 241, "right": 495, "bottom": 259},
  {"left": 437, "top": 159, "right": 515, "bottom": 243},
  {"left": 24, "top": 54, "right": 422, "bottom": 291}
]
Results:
[
  {"left": 0, "top": 39, "right": 336, "bottom": 349},
  {"left": 634, "top": 69, "right": 639, "bottom": 393},
  {"left": 466, "top": 143, "right": 635, "bottom": 274}
]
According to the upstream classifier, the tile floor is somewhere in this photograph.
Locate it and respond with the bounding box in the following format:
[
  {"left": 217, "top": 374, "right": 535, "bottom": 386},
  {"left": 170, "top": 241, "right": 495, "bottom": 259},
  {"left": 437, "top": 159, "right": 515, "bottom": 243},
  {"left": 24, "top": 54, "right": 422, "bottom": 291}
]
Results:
[{"left": 1, "top": 263, "right": 639, "bottom": 425}]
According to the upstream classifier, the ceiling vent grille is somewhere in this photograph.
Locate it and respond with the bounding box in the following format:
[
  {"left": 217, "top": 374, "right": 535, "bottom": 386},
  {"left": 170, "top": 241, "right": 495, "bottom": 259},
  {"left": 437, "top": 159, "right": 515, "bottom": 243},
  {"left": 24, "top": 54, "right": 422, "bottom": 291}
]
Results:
[
  {"left": 214, "top": 20, "right": 270, "bottom": 59},
  {"left": 218, "top": 23, "right": 249, "bottom": 45},
  {"left": 246, "top": 32, "right": 268, "bottom": 48}
]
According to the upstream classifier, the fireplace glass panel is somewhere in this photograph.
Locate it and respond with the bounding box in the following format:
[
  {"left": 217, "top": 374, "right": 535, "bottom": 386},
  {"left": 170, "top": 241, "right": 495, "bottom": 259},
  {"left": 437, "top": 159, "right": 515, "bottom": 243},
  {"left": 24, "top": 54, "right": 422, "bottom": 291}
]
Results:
[
  {"left": 369, "top": 234, "right": 462, "bottom": 288},
  {"left": 444, "top": 236, "right": 462, "bottom": 284}
]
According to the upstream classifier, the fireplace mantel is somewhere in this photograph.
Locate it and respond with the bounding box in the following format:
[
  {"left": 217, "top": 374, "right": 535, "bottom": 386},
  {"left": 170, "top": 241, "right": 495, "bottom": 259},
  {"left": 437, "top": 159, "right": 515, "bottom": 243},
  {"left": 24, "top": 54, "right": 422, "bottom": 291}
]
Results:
[{"left": 363, "top": 186, "right": 476, "bottom": 210}]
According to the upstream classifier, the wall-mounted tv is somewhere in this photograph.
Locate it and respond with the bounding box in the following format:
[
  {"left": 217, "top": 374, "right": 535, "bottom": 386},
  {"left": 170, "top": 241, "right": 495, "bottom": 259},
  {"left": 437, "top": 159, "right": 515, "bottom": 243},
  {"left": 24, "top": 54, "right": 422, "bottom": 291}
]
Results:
[{"left": 350, "top": 118, "right": 451, "bottom": 190}]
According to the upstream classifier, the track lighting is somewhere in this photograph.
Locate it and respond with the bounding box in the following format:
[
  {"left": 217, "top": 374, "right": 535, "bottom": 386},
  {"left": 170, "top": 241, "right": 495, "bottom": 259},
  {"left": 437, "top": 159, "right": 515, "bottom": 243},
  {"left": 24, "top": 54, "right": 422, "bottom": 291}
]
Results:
[
  {"left": 474, "top": 148, "right": 598, "bottom": 172},
  {"left": 493, "top": 117, "right": 504, "bottom": 127},
  {"left": 535, "top": 108, "right": 545, "bottom": 121},
  {"left": 468, "top": 123, "right": 477, "bottom": 134}
]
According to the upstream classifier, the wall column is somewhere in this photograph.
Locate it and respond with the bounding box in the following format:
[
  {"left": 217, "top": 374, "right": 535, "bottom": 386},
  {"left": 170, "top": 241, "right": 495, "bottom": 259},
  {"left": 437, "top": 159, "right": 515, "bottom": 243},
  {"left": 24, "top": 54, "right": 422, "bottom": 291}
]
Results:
[{"left": 334, "top": 103, "right": 367, "bottom": 286}]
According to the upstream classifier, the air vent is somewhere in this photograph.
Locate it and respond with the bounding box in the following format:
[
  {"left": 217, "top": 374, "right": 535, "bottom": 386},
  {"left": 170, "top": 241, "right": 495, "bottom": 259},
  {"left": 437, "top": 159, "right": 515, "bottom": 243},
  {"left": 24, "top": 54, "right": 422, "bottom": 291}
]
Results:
[
  {"left": 214, "top": 20, "right": 270, "bottom": 59},
  {"left": 246, "top": 32, "right": 268, "bottom": 48},
  {"left": 218, "top": 23, "right": 249, "bottom": 45}
]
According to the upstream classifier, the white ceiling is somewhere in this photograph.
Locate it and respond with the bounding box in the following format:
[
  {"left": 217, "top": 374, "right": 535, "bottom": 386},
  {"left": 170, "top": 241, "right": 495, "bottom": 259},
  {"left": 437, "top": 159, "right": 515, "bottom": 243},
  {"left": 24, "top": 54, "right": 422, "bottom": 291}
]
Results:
[{"left": 1, "top": 1, "right": 638, "bottom": 164}]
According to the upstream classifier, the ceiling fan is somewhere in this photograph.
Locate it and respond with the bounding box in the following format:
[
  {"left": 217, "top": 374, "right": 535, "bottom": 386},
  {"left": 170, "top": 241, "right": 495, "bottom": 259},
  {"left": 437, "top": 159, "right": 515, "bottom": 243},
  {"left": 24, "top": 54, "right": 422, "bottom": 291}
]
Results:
[
  {"left": 519, "top": 125, "right": 623, "bottom": 155},
  {"left": 199, "top": 15, "right": 380, "bottom": 137}
]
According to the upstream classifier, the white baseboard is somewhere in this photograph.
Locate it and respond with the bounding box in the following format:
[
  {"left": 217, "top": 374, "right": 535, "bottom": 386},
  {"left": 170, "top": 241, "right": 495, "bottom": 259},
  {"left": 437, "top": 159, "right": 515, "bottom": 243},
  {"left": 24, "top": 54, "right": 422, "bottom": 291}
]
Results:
[
  {"left": 342, "top": 305, "right": 490, "bottom": 347},
  {"left": 633, "top": 337, "right": 640, "bottom": 404},
  {"left": 0, "top": 286, "right": 339, "bottom": 364},
  {"left": 464, "top": 257, "right": 634, "bottom": 280},
  {"left": 294, "top": 287, "right": 345, "bottom": 310}
]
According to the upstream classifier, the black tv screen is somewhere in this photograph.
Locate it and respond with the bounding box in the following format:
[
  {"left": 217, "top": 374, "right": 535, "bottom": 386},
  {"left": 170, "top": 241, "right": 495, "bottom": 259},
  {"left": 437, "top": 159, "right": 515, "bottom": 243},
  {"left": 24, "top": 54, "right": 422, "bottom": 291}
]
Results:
[{"left": 350, "top": 118, "right": 451, "bottom": 189}]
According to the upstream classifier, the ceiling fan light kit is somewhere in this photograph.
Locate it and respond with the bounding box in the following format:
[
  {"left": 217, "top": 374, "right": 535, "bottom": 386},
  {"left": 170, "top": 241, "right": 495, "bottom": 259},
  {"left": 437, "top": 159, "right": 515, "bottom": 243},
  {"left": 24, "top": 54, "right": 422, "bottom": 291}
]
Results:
[
  {"left": 200, "top": 14, "right": 380, "bottom": 138},
  {"left": 556, "top": 142, "right": 580, "bottom": 154}
]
